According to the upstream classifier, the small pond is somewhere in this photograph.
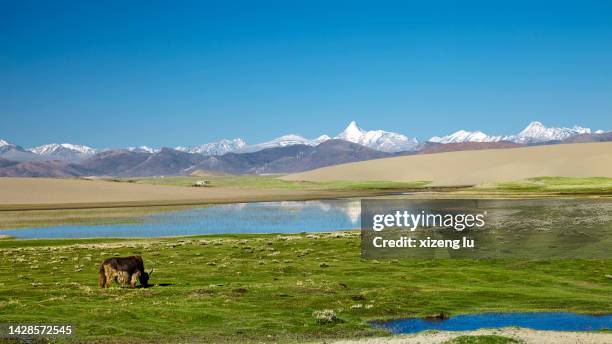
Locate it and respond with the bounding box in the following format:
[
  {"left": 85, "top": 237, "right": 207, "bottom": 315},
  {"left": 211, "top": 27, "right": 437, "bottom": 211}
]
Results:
[{"left": 372, "top": 312, "right": 612, "bottom": 334}]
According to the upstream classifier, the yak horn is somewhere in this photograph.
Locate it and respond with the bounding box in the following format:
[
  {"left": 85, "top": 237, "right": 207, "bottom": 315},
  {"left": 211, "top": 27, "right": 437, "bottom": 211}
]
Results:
[{"left": 148, "top": 269, "right": 154, "bottom": 275}]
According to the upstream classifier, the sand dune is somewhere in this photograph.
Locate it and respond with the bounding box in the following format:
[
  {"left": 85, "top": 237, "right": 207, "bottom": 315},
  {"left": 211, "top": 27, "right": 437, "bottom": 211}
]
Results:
[{"left": 284, "top": 142, "right": 612, "bottom": 186}]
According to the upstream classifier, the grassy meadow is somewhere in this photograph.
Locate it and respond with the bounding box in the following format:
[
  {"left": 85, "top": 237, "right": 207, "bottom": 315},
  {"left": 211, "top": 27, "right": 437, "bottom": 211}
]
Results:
[
  {"left": 0, "top": 232, "right": 610, "bottom": 343},
  {"left": 481, "top": 177, "right": 612, "bottom": 194},
  {"left": 112, "top": 175, "right": 431, "bottom": 190}
]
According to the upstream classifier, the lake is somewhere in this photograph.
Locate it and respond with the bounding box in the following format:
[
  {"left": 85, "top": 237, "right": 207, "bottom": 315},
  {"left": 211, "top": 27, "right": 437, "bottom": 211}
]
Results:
[
  {"left": 372, "top": 312, "right": 612, "bottom": 333},
  {"left": 3, "top": 198, "right": 612, "bottom": 251},
  {"left": 2, "top": 199, "right": 361, "bottom": 239}
]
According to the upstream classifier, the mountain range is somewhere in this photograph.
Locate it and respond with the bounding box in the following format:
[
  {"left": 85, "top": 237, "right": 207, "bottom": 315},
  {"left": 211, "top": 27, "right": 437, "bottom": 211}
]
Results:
[
  {"left": 0, "top": 121, "right": 610, "bottom": 177},
  {"left": 175, "top": 121, "right": 415, "bottom": 155},
  {"left": 429, "top": 121, "right": 593, "bottom": 144}
]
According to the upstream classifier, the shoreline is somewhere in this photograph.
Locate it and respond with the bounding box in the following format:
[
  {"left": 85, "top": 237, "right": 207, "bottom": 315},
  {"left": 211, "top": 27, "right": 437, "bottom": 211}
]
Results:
[
  {"left": 331, "top": 328, "right": 612, "bottom": 344},
  {"left": 2, "top": 187, "right": 610, "bottom": 212},
  {"left": 0, "top": 186, "right": 468, "bottom": 211}
]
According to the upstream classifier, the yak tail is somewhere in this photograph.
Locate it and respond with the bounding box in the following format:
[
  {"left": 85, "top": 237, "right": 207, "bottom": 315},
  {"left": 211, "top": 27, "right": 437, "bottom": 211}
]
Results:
[{"left": 98, "top": 265, "right": 106, "bottom": 288}]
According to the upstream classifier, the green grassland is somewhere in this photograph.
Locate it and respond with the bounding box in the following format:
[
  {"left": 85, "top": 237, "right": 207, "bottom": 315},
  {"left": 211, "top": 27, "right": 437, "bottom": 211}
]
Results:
[
  {"left": 478, "top": 177, "right": 612, "bottom": 195},
  {"left": 0, "top": 205, "right": 200, "bottom": 230},
  {"left": 123, "top": 175, "right": 612, "bottom": 195},
  {"left": 113, "top": 175, "right": 431, "bottom": 190},
  {"left": 0, "top": 233, "right": 610, "bottom": 343}
]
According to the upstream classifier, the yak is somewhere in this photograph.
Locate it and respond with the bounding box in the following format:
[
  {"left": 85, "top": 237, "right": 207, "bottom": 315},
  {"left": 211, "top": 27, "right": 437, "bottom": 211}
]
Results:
[{"left": 98, "top": 256, "right": 152, "bottom": 288}]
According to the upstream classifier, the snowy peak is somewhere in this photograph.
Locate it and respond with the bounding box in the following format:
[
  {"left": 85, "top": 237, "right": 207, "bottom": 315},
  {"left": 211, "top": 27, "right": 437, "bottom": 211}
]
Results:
[
  {"left": 177, "top": 134, "right": 332, "bottom": 156},
  {"left": 31, "top": 143, "right": 96, "bottom": 156},
  {"left": 337, "top": 121, "right": 366, "bottom": 142},
  {"left": 0, "top": 139, "right": 41, "bottom": 161},
  {"left": 177, "top": 138, "right": 246, "bottom": 155},
  {"left": 429, "top": 130, "right": 504, "bottom": 144},
  {"left": 335, "top": 121, "right": 419, "bottom": 152},
  {"left": 0, "top": 139, "right": 26, "bottom": 152},
  {"left": 313, "top": 135, "right": 331, "bottom": 144},
  {"left": 29, "top": 143, "right": 97, "bottom": 161},
  {"left": 429, "top": 121, "right": 594, "bottom": 144},
  {"left": 514, "top": 121, "right": 591, "bottom": 143},
  {"left": 127, "top": 146, "right": 160, "bottom": 154},
  {"left": 238, "top": 135, "right": 320, "bottom": 153}
]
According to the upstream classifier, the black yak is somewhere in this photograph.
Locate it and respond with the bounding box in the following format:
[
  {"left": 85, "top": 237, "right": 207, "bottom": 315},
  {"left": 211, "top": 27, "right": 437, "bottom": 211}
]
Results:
[{"left": 98, "top": 256, "right": 152, "bottom": 288}]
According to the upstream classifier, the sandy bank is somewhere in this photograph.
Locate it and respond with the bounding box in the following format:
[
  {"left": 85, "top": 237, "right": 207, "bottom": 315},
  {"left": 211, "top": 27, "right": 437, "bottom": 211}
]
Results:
[{"left": 331, "top": 328, "right": 612, "bottom": 344}]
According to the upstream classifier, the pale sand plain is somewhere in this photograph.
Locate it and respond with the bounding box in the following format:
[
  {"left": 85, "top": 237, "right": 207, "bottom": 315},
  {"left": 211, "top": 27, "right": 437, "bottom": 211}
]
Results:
[
  {"left": 284, "top": 142, "right": 612, "bottom": 186},
  {"left": 0, "top": 177, "right": 403, "bottom": 210}
]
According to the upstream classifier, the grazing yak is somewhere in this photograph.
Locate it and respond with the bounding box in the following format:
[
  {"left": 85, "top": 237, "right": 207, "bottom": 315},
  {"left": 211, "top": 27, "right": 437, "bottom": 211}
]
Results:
[{"left": 98, "top": 256, "right": 152, "bottom": 288}]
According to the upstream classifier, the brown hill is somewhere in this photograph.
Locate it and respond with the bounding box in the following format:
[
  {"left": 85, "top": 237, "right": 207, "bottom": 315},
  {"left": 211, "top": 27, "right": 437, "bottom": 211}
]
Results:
[
  {"left": 562, "top": 132, "right": 612, "bottom": 143},
  {"left": 80, "top": 150, "right": 151, "bottom": 175},
  {"left": 121, "top": 148, "right": 205, "bottom": 177},
  {"left": 0, "top": 161, "right": 94, "bottom": 177},
  {"left": 189, "top": 140, "right": 390, "bottom": 174}
]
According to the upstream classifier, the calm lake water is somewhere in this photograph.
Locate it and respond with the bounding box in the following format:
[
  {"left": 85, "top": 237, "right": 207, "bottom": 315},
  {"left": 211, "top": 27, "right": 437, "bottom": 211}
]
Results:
[
  {"left": 372, "top": 312, "right": 612, "bottom": 333},
  {"left": 4, "top": 198, "right": 612, "bottom": 247},
  {"left": 3, "top": 199, "right": 361, "bottom": 239}
]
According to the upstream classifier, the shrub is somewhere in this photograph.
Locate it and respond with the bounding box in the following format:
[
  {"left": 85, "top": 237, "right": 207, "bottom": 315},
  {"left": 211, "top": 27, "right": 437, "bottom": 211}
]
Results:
[{"left": 312, "top": 309, "right": 341, "bottom": 324}]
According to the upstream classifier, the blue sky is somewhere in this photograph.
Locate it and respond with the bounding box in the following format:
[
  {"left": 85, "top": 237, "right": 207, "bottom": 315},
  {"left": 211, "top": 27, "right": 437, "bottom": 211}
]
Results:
[{"left": 1, "top": 1, "right": 612, "bottom": 148}]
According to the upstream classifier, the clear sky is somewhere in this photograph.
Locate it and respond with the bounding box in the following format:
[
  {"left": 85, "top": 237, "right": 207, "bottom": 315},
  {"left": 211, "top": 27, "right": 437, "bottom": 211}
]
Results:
[{"left": 1, "top": 1, "right": 612, "bottom": 148}]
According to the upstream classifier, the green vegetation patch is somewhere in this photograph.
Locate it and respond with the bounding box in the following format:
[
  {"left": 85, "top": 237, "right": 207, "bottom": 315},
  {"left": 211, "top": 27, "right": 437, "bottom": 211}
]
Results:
[
  {"left": 119, "top": 175, "right": 431, "bottom": 190},
  {"left": 480, "top": 177, "right": 612, "bottom": 195},
  {"left": 0, "top": 205, "right": 199, "bottom": 230},
  {"left": 0, "top": 232, "right": 610, "bottom": 343},
  {"left": 443, "top": 335, "right": 523, "bottom": 344}
]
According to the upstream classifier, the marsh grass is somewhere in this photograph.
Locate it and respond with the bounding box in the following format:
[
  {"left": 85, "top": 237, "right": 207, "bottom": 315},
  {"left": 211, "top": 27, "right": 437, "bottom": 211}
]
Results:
[
  {"left": 0, "top": 232, "right": 610, "bottom": 343},
  {"left": 480, "top": 177, "right": 612, "bottom": 195},
  {"left": 0, "top": 205, "right": 200, "bottom": 230}
]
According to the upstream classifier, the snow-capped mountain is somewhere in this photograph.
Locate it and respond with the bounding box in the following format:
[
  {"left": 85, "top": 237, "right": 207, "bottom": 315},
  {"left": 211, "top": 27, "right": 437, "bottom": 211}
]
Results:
[
  {"left": 429, "top": 130, "right": 504, "bottom": 144},
  {"left": 173, "top": 121, "right": 418, "bottom": 155},
  {"left": 428, "top": 121, "right": 594, "bottom": 145},
  {"left": 179, "top": 135, "right": 333, "bottom": 155},
  {"left": 510, "top": 121, "right": 591, "bottom": 144},
  {"left": 313, "top": 135, "right": 332, "bottom": 144},
  {"left": 127, "top": 146, "right": 160, "bottom": 154},
  {"left": 238, "top": 135, "right": 329, "bottom": 153},
  {"left": 335, "top": 121, "right": 419, "bottom": 152},
  {"left": 29, "top": 143, "right": 97, "bottom": 161},
  {"left": 0, "top": 139, "right": 15, "bottom": 153},
  {"left": 3, "top": 120, "right": 607, "bottom": 166},
  {"left": 0, "top": 139, "right": 41, "bottom": 161},
  {"left": 177, "top": 138, "right": 246, "bottom": 155}
]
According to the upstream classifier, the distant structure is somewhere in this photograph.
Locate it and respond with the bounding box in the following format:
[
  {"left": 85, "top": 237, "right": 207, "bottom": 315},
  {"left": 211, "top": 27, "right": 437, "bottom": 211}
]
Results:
[{"left": 194, "top": 180, "right": 210, "bottom": 187}]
